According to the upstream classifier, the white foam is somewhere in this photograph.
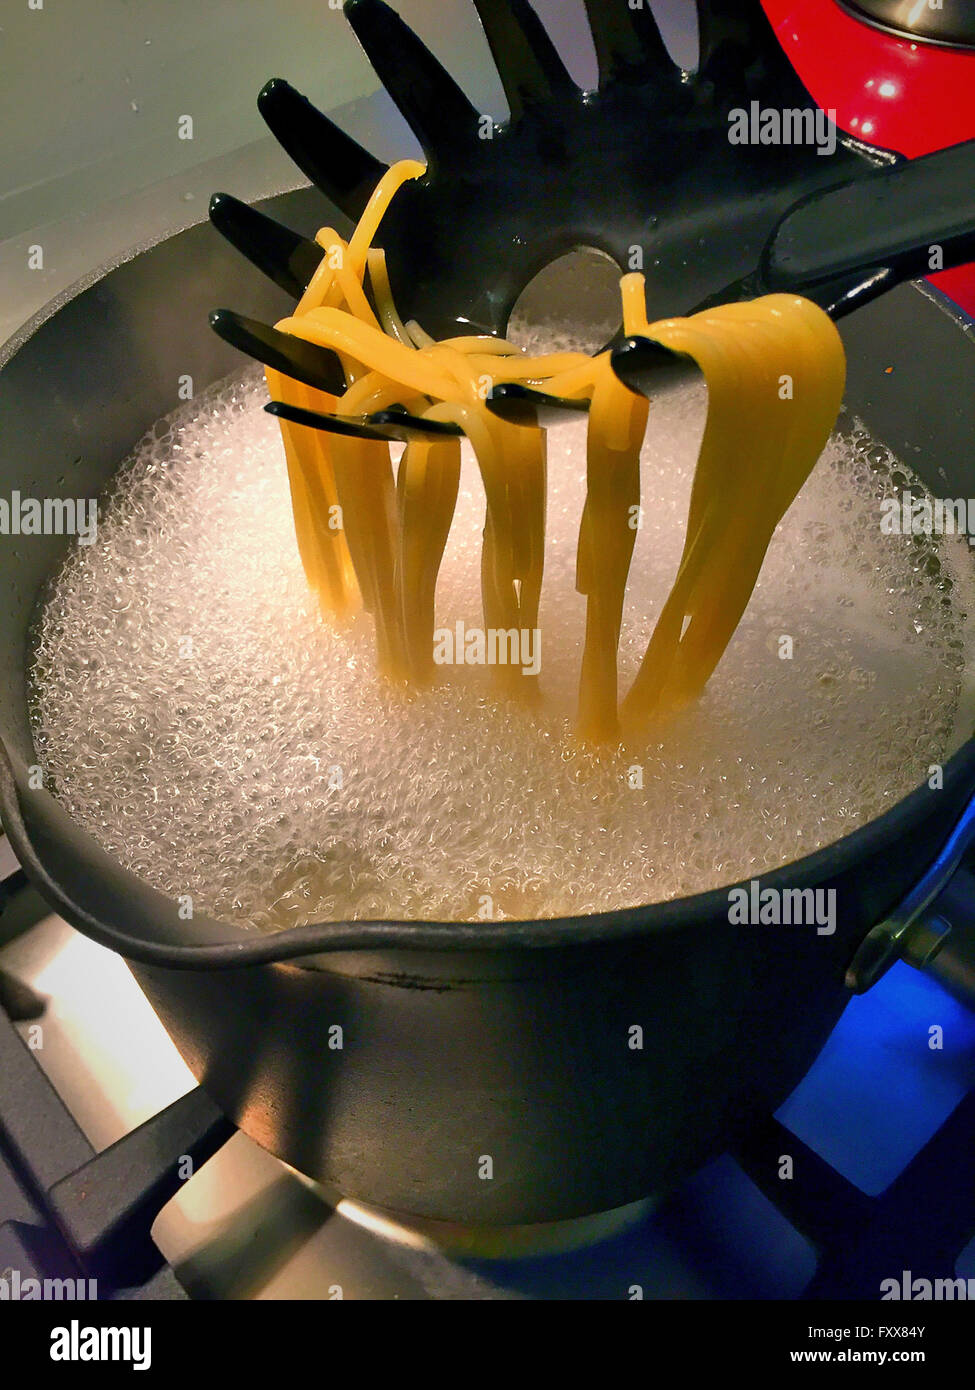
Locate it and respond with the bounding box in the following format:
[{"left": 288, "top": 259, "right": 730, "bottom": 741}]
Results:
[{"left": 28, "top": 366, "right": 975, "bottom": 928}]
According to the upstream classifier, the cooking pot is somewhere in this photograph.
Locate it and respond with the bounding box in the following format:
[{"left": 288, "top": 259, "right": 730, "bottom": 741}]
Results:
[
  {"left": 1, "top": 185, "right": 974, "bottom": 1225},
  {"left": 837, "top": 0, "right": 975, "bottom": 48}
]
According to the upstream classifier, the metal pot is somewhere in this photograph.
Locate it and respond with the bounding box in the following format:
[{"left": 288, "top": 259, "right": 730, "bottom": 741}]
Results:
[
  {"left": 1, "top": 188, "right": 974, "bottom": 1224},
  {"left": 837, "top": 1, "right": 975, "bottom": 49}
]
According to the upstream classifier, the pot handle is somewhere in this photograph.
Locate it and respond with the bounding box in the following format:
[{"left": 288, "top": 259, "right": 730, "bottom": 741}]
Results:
[{"left": 846, "top": 790, "right": 975, "bottom": 1009}]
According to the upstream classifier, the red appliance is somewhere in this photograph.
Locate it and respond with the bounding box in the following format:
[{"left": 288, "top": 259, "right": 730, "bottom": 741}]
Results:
[{"left": 764, "top": 0, "right": 975, "bottom": 315}]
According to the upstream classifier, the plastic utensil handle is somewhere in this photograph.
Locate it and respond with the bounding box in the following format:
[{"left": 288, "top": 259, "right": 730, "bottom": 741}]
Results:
[{"left": 764, "top": 137, "right": 975, "bottom": 291}]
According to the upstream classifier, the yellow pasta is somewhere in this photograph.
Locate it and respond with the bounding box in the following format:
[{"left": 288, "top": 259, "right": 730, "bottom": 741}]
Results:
[
  {"left": 619, "top": 295, "right": 845, "bottom": 730},
  {"left": 267, "top": 160, "right": 846, "bottom": 740}
]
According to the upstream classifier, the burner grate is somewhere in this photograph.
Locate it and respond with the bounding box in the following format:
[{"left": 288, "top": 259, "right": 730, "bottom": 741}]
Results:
[{"left": 0, "top": 1006, "right": 223, "bottom": 1299}]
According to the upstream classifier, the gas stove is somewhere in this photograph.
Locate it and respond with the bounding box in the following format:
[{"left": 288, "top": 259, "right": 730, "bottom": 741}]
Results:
[{"left": 2, "top": 838, "right": 973, "bottom": 1301}]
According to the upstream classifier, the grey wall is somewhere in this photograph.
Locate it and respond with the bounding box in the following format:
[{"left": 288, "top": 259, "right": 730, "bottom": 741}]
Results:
[
  {"left": 0, "top": 1, "right": 697, "bottom": 341},
  {"left": 1, "top": 0, "right": 698, "bottom": 233},
  {"left": 1, "top": 0, "right": 449, "bottom": 239}
]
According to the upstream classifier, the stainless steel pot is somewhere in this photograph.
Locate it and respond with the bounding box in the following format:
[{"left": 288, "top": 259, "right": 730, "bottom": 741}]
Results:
[{"left": 1, "top": 189, "right": 974, "bottom": 1223}]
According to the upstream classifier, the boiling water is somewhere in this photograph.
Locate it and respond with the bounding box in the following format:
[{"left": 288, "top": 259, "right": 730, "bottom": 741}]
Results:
[{"left": 29, "top": 367, "right": 975, "bottom": 929}]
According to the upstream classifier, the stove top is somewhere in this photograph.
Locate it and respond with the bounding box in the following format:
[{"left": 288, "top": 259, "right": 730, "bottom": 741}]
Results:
[{"left": 2, "top": 841, "right": 973, "bottom": 1302}]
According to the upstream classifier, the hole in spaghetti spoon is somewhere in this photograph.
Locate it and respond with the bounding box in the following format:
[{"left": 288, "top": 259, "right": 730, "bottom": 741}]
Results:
[{"left": 506, "top": 247, "right": 623, "bottom": 356}]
